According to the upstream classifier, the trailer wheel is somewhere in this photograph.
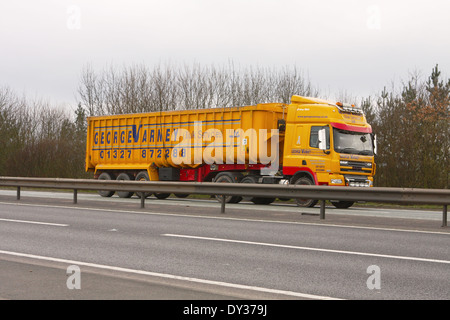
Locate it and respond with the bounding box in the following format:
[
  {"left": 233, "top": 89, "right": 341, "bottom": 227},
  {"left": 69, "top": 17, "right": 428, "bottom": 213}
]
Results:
[
  {"left": 174, "top": 193, "right": 189, "bottom": 198},
  {"left": 154, "top": 193, "right": 170, "bottom": 199},
  {"left": 240, "top": 175, "right": 258, "bottom": 201},
  {"left": 214, "top": 172, "right": 243, "bottom": 203},
  {"left": 251, "top": 197, "right": 275, "bottom": 205},
  {"left": 116, "top": 173, "right": 134, "bottom": 198},
  {"left": 135, "top": 171, "right": 152, "bottom": 199},
  {"left": 240, "top": 175, "right": 275, "bottom": 205},
  {"left": 97, "top": 172, "right": 115, "bottom": 197},
  {"left": 331, "top": 201, "right": 354, "bottom": 209},
  {"left": 293, "top": 177, "right": 318, "bottom": 208}
]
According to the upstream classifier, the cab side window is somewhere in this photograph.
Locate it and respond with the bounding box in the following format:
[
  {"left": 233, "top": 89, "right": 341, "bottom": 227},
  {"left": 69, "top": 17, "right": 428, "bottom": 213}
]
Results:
[{"left": 310, "top": 126, "right": 330, "bottom": 149}]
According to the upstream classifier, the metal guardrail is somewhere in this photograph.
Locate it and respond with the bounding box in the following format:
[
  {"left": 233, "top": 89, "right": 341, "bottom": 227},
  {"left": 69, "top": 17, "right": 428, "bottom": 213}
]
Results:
[{"left": 0, "top": 176, "right": 448, "bottom": 227}]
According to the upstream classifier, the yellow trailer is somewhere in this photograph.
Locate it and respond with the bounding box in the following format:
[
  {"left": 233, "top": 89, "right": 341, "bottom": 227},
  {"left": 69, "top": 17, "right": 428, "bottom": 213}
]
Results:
[{"left": 86, "top": 103, "right": 284, "bottom": 174}]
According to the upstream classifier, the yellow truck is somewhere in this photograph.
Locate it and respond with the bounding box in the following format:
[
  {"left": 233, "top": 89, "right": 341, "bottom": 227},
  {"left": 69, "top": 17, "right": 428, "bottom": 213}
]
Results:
[{"left": 85, "top": 95, "right": 376, "bottom": 208}]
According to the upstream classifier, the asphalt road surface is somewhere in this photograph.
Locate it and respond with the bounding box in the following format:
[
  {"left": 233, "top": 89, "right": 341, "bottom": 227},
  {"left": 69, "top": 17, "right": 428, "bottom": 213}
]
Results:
[{"left": 0, "top": 189, "right": 448, "bottom": 302}]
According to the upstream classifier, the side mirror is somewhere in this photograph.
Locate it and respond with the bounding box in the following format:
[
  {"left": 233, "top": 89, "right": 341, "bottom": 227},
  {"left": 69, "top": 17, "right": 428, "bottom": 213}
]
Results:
[
  {"left": 318, "top": 128, "right": 327, "bottom": 150},
  {"left": 372, "top": 133, "right": 377, "bottom": 155}
]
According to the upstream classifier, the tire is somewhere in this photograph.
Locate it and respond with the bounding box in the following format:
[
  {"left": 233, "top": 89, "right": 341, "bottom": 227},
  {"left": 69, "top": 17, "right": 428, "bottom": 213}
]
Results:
[
  {"left": 241, "top": 175, "right": 275, "bottom": 205},
  {"left": 293, "top": 177, "right": 318, "bottom": 208},
  {"left": 135, "top": 171, "right": 152, "bottom": 199},
  {"left": 251, "top": 197, "right": 275, "bottom": 205},
  {"left": 116, "top": 173, "right": 134, "bottom": 198},
  {"left": 331, "top": 201, "right": 354, "bottom": 209},
  {"left": 154, "top": 193, "right": 170, "bottom": 199},
  {"left": 174, "top": 193, "right": 189, "bottom": 198},
  {"left": 214, "top": 172, "right": 243, "bottom": 203},
  {"left": 240, "top": 175, "right": 258, "bottom": 202},
  {"left": 97, "top": 172, "right": 115, "bottom": 197}
]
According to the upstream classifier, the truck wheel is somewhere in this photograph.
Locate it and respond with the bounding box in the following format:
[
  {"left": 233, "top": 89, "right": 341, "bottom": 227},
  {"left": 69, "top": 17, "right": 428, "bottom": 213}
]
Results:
[
  {"left": 214, "top": 172, "right": 243, "bottom": 203},
  {"left": 154, "top": 193, "right": 170, "bottom": 199},
  {"left": 240, "top": 175, "right": 258, "bottom": 201},
  {"left": 97, "top": 172, "right": 115, "bottom": 197},
  {"left": 116, "top": 173, "right": 134, "bottom": 198},
  {"left": 251, "top": 197, "right": 275, "bottom": 205},
  {"left": 174, "top": 193, "right": 189, "bottom": 198},
  {"left": 135, "top": 171, "right": 152, "bottom": 199},
  {"left": 293, "top": 177, "right": 318, "bottom": 208},
  {"left": 241, "top": 175, "right": 275, "bottom": 205},
  {"left": 331, "top": 201, "right": 354, "bottom": 209}
]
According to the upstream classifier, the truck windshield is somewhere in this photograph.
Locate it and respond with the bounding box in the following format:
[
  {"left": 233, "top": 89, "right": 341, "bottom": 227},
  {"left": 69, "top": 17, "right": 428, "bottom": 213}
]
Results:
[{"left": 333, "top": 128, "right": 373, "bottom": 155}]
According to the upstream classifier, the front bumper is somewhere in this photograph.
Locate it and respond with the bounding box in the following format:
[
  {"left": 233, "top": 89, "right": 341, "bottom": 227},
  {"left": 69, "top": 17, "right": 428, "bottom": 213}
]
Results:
[{"left": 328, "top": 174, "right": 373, "bottom": 187}]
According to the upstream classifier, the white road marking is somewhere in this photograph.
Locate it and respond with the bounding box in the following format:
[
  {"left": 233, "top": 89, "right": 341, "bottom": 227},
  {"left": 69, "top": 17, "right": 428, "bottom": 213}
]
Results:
[
  {"left": 0, "top": 201, "right": 448, "bottom": 235},
  {"left": 0, "top": 218, "right": 68, "bottom": 227},
  {"left": 0, "top": 249, "right": 340, "bottom": 300},
  {"left": 163, "top": 234, "right": 450, "bottom": 265}
]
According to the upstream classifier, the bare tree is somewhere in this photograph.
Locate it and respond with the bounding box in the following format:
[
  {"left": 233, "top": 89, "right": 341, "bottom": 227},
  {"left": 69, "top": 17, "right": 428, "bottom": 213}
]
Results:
[{"left": 77, "top": 62, "right": 319, "bottom": 115}]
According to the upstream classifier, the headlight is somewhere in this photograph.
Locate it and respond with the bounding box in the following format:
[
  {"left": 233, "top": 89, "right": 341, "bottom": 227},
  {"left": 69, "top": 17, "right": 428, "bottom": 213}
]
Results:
[
  {"left": 347, "top": 180, "right": 371, "bottom": 187},
  {"left": 330, "top": 179, "right": 343, "bottom": 184}
]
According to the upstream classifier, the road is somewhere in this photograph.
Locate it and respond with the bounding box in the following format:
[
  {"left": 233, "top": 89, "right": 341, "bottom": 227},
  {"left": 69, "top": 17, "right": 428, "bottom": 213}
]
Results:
[{"left": 0, "top": 189, "right": 448, "bottom": 302}]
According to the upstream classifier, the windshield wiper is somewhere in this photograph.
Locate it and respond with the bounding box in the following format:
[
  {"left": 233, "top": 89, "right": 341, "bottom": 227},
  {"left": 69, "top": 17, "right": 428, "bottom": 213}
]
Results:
[{"left": 358, "top": 150, "right": 373, "bottom": 155}]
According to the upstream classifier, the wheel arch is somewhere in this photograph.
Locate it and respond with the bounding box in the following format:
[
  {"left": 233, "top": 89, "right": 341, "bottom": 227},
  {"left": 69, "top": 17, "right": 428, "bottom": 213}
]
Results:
[{"left": 289, "top": 169, "right": 318, "bottom": 185}]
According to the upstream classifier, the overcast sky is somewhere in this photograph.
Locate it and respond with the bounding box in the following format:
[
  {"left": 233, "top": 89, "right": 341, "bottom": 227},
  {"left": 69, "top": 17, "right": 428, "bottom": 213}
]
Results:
[{"left": 1, "top": 0, "right": 449, "bottom": 110}]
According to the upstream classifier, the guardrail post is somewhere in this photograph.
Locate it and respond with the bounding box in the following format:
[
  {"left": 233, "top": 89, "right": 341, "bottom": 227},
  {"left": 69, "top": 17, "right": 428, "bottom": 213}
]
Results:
[
  {"left": 220, "top": 195, "right": 226, "bottom": 214},
  {"left": 320, "top": 200, "right": 326, "bottom": 220},
  {"left": 443, "top": 205, "right": 448, "bottom": 227},
  {"left": 17, "top": 187, "right": 20, "bottom": 200},
  {"left": 141, "top": 195, "right": 145, "bottom": 209},
  {"left": 73, "top": 189, "right": 78, "bottom": 204}
]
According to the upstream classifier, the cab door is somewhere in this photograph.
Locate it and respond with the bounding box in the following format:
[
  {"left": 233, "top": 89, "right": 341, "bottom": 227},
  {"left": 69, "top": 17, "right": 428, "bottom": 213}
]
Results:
[
  {"left": 283, "top": 124, "right": 307, "bottom": 169},
  {"left": 308, "top": 125, "right": 331, "bottom": 184}
]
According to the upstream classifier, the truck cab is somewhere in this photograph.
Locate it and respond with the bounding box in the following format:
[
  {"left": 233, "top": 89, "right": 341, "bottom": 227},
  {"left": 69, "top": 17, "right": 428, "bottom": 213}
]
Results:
[{"left": 282, "top": 96, "right": 376, "bottom": 208}]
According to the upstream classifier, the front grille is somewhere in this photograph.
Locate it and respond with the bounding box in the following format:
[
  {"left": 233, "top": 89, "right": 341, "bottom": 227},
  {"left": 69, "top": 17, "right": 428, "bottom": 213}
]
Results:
[
  {"left": 341, "top": 167, "right": 372, "bottom": 173},
  {"left": 340, "top": 161, "right": 372, "bottom": 174}
]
